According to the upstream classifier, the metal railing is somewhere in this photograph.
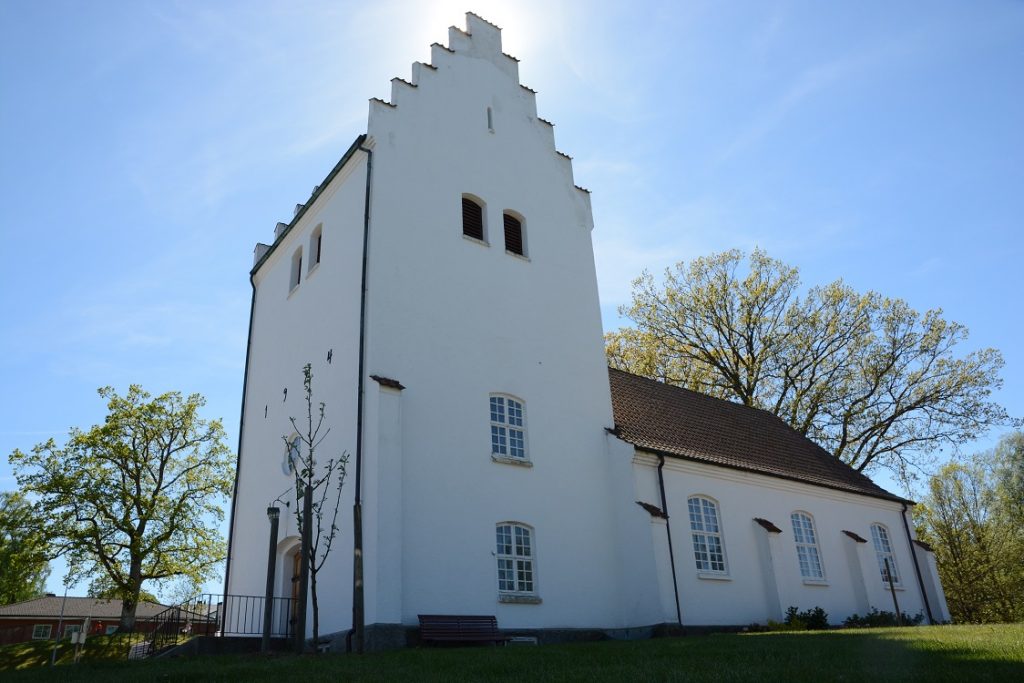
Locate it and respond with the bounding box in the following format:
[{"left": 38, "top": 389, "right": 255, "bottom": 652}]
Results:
[{"left": 123, "top": 593, "right": 293, "bottom": 660}]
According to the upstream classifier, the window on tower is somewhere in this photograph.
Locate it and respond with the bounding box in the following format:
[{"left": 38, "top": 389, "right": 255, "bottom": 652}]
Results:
[
  {"left": 490, "top": 394, "right": 528, "bottom": 464},
  {"left": 503, "top": 212, "right": 525, "bottom": 256},
  {"left": 496, "top": 522, "right": 539, "bottom": 602},
  {"left": 309, "top": 223, "right": 323, "bottom": 272},
  {"left": 462, "top": 195, "right": 486, "bottom": 242},
  {"left": 290, "top": 247, "right": 303, "bottom": 291}
]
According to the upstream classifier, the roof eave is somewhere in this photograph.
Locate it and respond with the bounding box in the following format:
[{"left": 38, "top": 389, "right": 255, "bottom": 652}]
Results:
[
  {"left": 250, "top": 134, "right": 368, "bottom": 277},
  {"left": 628, "top": 444, "right": 913, "bottom": 506}
]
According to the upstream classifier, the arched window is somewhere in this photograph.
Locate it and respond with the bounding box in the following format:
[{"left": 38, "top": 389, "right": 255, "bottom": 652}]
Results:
[
  {"left": 791, "top": 512, "right": 824, "bottom": 580},
  {"left": 309, "top": 224, "right": 323, "bottom": 270},
  {"left": 490, "top": 394, "right": 526, "bottom": 460},
  {"left": 503, "top": 212, "right": 525, "bottom": 256},
  {"left": 462, "top": 195, "right": 485, "bottom": 241},
  {"left": 687, "top": 496, "right": 727, "bottom": 574},
  {"left": 870, "top": 523, "right": 900, "bottom": 585},
  {"left": 496, "top": 522, "right": 535, "bottom": 595},
  {"left": 283, "top": 435, "right": 301, "bottom": 476},
  {"left": 290, "top": 247, "right": 302, "bottom": 291}
]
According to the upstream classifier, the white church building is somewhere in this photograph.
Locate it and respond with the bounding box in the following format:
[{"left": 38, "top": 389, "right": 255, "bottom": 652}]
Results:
[{"left": 225, "top": 13, "right": 949, "bottom": 648}]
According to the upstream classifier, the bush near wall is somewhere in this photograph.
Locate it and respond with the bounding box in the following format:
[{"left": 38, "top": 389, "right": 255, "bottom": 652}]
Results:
[{"left": 843, "top": 608, "right": 925, "bottom": 628}]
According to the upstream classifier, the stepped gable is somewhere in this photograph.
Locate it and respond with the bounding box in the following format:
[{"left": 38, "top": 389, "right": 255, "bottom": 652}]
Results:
[
  {"left": 608, "top": 367, "right": 909, "bottom": 503},
  {"left": 369, "top": 12, "right": 590, "bottom": 209}
]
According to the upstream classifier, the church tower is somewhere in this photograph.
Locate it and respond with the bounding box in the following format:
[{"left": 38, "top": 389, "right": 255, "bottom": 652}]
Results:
[{"left": 226, "top": 13, "right": 656, "bottom": 646}]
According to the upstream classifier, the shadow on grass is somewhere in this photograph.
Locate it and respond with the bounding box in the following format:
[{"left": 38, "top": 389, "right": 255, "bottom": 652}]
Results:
[{"left": 3, "top": 624, "right": 1022, "bottom": 682}]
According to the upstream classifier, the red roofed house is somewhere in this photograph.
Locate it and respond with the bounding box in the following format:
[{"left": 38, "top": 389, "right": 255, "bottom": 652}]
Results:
[{"left": 0, "top": 596, "right": 168, "bottom": 645}]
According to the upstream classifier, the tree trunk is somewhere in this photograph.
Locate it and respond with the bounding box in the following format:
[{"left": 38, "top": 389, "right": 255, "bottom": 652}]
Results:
[
  {"left": 311, "top": 571, "right": 319, "bottom": 653},
  {"left": 118, "top": 562, "right": 143, "bottom": 632}
]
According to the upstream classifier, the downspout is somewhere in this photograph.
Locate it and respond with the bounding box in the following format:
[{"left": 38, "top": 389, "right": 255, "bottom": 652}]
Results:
[
  {"left": 657, "top": 454, "right": 683, "bottom": 628},
  {"left": 349, "top": 141, "right": 373, "bottom": 654},
  {"left": 901, "top": 502, "right": 935, "bottom": 624},
  {"left": 223, "top": 272, "right": 258, "bottom": 599}
]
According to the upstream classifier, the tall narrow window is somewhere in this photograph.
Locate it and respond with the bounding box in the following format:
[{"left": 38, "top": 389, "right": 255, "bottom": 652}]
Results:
[
  {"left": 490, "top": 395, "right": 526, "bottom": 460},
  {"left": 688, "top": 496, "right": 727, "bottom": 574},
  {"left": 462, "top": 196, "right": 485, "bottom": 241},
  {"left": 496, "top": 522, "right": 535, "bottom": 595},
  {"left": 309, "top": 224, "right": 323, "bottom": 269},
  {"left": 503, "top": 212, "right": 525, "bottom": 256},
  {"left": 290, "top": 248, "right": 302, "bottom": 291},
  {"left": 870, "top": 523, "right": 900, "bottom": 585},
  {"left": 791, "top": 512, "right": 824, "bottom": 580}
]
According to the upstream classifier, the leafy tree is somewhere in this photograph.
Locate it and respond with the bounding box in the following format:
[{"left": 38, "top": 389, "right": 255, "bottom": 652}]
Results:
[
  {"left": 86, "top": 575, "right": 158, "bottom": 605},
  {"left": 607, "top": 248, "right": 1016, "bottom": 479},
  {"left": 284, "top": 364, "right": 348, "bottom": 650},
  {"left": 916, "top": 432, "right": 1024, "bottom": 623},
  {"left": 9, "top": 386, "right": 233, "bottom": 630},
  {"left": 0, "top": 491, "right": 50, "bottom": 604}
]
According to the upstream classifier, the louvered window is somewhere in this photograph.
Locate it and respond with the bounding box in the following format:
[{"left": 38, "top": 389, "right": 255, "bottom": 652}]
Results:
[
  {"left": 504, "top": 213, "right": 524, "bottom": 256},
  {"left": 462, "top": 197, "right": 484, "bottom": 241}
]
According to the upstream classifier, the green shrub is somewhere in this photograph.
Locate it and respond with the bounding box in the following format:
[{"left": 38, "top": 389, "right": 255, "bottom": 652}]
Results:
[
  {"left": 784, "top": 606, "right": 829, "bottom": 630},
  {"left": 843, "top": 607, "right": 924, "bottom": 628}
]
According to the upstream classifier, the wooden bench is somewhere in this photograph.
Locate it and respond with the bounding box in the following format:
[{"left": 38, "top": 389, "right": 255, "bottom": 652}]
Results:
[{"left": 417, "top": 614, "right": 510, "bottom": 646}]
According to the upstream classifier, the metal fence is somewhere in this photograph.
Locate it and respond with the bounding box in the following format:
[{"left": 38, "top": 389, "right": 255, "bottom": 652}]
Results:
[{"left": 123, "top": 593, "right": 293, "bottom": 660}]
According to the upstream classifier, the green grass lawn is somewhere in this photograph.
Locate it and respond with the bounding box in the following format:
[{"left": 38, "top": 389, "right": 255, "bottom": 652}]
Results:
[
  {"left": 2, "top": 624, "right": 1021, "bottom": 682},
  {"left": 0, "top": 633, "right": 149, "bottom": 670}
]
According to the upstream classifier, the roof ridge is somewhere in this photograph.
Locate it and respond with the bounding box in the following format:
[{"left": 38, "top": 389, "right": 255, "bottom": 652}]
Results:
[
  {"left": 607, "top": 366, "right": 910, "bottom": 504},
  {"left": 608, "top": 366, "right": 773, "bottom": 416}
]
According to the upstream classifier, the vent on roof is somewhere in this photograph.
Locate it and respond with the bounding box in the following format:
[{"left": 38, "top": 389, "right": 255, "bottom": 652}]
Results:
[
  {"left": 294, "top": 203, "right": 304, "bottom": 217},
  {"left": 462, "top": 196, "right": 484, "bottom": 241},
  {"left": 274, "top": 222, "right": 288, "bottom": 240}
]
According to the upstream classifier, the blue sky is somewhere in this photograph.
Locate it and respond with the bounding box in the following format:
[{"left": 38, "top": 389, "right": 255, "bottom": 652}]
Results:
[{"left": 2, "top": 1, "right": 1021, "bottom": 597}]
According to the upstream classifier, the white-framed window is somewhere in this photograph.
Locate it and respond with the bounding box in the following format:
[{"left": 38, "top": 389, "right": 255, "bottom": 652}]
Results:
[
  {"left": 309, "top": 224, "right": 323, "bottom": 271},
  {"left": 496, "top": 522, "right": 536, "bottom": 595},
  {"left": 870, "top": 523, "right": 900, "bottom": 585},
  {"left": 687, "top": 496, "right": 727, "bottom": 574},
  {"left": 290, "top": 247, "right": 303, "bottom": 291},
  {"left": 105, "top": 625, "right": 118, "bottom": 635},
  {"left": 31, "top": 624, "right": 51, "bottom": 640},
  {"left": 63, "top": 624, "right": 81, "bottom": 640},
  {"left": 791, "top": 511, "right": 825, "bottom": 580},
  {"left": 490, "top": 395, "right": 526, "bottom": 460}
]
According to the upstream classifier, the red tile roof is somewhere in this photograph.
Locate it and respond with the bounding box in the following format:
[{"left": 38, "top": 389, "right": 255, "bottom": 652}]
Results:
[
  {"left": 0, "top": 597, "right": 168, "bottom": 620},
  {"left": 608, "top": 368, "right": 908, "bottom": 504}
]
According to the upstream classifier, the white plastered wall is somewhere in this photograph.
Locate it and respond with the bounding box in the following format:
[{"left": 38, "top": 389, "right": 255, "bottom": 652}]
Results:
[
  {"left": 227, "top": 153, "right": 369, "bottom": 638},
  {"left": 633, "top": 453, "right": 935, "bottom": 626},
  {"left": 358, "top": 14, "right": 658, "bottom": 629}
]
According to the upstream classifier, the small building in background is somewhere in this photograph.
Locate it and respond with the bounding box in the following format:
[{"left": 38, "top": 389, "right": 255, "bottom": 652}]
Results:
[{"left": 0, "top": 596, "right": 168, "bottom": 644}]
